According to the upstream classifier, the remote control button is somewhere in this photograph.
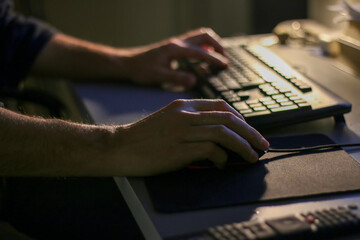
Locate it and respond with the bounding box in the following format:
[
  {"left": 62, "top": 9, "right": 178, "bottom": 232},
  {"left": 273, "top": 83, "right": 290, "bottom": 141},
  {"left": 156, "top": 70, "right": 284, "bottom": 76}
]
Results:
[
  {"left": 245, "top": 222, "right": 277, "bottom": 239},
  {"left": 348, "top": 204, "right": 358, "bottom": 210},
  {"left": 266, "top": 215, "right": 312, "bottom": 236},
  {"left": 305, "top": 215, "right": 317, "bottom": 224}
]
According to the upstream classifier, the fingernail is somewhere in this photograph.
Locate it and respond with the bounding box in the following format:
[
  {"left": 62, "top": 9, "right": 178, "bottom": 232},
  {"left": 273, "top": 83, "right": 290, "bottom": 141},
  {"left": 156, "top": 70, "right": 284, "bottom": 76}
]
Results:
[
  {"left": 187, "top": 74, "right": 196, "bottom": 86},
  {"left": 221, "top": 57, "right": 230, "bottom": 67},
  {"left": 262, "top": 137, "right": 270, "bottom": 149},
  {"left": 250, "top": 153, "right": 259, "bottom": 163},
  {"left": 216, "top": 163, "right": 226, "bottom": 170}
]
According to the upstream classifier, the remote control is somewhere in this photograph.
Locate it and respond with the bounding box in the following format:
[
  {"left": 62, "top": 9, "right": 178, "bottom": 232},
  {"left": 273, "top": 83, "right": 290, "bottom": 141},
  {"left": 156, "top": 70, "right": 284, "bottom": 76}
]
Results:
[{"left": 167, "top": 204, "right": 360, "bottom": 240}]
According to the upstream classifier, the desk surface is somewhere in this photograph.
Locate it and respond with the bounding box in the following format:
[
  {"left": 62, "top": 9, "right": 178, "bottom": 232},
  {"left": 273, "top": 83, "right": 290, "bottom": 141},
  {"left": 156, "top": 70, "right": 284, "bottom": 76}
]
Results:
[{"left": 75, "top": 37, "right": 360, "bottom": 240}]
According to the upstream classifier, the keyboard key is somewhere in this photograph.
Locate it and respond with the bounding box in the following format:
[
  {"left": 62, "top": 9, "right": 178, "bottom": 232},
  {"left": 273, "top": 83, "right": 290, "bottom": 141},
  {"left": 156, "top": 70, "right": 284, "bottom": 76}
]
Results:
[
  {"left": 237, "top": 91, "right": 250, "bottom": 100},
  {"left": 267, "top": 104, "right": 280, "bottom": 109},
  {"left": 272, "top": 94, "right": 286, "bottom": 99},
  {"left": 244, "top": 110, "right": 271, "bottom": 118},
  {"left": 270, "top": 105, "right": 299, "bottom": 113},
  {"left": 221, "top": 90, "right": 235, "bottom": 96},
  {"left": 278, "top": 88, "right": 292, "bottom": 94},
  {"left": 276, "top": 98, "right": 289, "bottom": 103},
  {"left": 298, "top": 85, "right": 312, "bottom": 93},
  {"left": 245, "top": 99, "right": 259, "bottom": 104},
  {"left": 232, "top": 224, "right": 256, "bottom": 239},
  {"left": 285, "top": 92, "right": 298, "bottom": 97},
  {"left": 290, "top": 78, "right": 301, "bottom": 84},
  {"left": 253, "top": 106, "right": 267, "bottom": 111},
  {"left": 245, "top": 222, "right": 277, "bottom": 239},
  {"left": 348, "top": 204, "right": 358, "bottom": 210},
  {"left": 289, "top": 96, "right": 302, "bottom": 101},
  {"left": 294, "top": 99, "right": 307, "bottom": 104},
  {"left": 259, "top": 83, "right": 272, "bottom": 90},
  {"left": 259, "top": 97, "right": 272, "bottom": 102},
  {"left": 249, "top": 103, "right": 263, "bottom": 108},
  {"left": 280, "top": 101, "right": 295, "bottom": 106},
  {"left": 224, "top": 79, "right": 242, "bottom": 90},
  {"left": 240, "top": 109, "right": 253, "bottom": 114},
  {"left": 298, "top": 103, "right": 312, "bottom": 109},
  {"left": 266, "top": 216, "right": 311, "bottom": 235},
  {"left": 262, "top": 100, "right": 276, "bottom": 105},
  {"left": 265, "top": 90, "right": 280, "bottom": 95},
  {"left": 241, "top": 81, "right": 263, "bottom": 90},
  {"left": 233, "top": 102, "right": 249, "bottom": 111},
  {"left": 227, "top": 97, "right": 241, "bottom": 103}
]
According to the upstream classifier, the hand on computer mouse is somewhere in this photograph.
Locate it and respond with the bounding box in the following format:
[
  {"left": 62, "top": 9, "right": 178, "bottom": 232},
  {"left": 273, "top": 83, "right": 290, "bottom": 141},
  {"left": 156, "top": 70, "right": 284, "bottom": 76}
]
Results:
[
  {"left": 188, "top": 147, "right": 267, "bottom": 168},
  {"left": 106, "top": 99, "right": 269, "bottom": 176}
]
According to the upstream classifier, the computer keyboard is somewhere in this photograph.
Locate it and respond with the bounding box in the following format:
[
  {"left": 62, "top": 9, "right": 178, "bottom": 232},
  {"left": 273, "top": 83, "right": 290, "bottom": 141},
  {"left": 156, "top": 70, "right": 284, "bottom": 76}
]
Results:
[
  {"left": 167, "top": 204, "right": 360, "bottom": 240},
  {"left": 194, "top": 43, "right": 352, "bottom": 129}
]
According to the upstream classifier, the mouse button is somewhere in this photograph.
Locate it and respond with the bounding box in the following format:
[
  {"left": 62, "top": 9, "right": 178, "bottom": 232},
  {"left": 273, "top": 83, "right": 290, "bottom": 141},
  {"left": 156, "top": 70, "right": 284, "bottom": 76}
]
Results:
[
  {"left": 256, "top": 148, "right": 267, "bottom": 158},
  {"left": 188, "top": 160, "right": 214, "bottom": 168}
]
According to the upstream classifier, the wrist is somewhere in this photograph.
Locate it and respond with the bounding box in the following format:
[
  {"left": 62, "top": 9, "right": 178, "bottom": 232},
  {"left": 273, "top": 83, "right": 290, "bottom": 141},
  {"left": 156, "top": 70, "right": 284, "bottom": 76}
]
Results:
[
  {"left": 112, "top": 47, "right": 145, "bottom": 82},
  {"left": 45, "top": 120, "right": 119, "bottom": 176}
]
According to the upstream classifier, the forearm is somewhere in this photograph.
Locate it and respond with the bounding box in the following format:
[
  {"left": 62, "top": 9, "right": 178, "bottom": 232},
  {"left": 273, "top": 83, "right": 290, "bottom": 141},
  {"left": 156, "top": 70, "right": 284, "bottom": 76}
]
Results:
[
  {"left": 30, "top": 33, "right": 136, "bottom": 81},
  {"left": 0, "top": 108, "right": 118, "bottom": 176}
]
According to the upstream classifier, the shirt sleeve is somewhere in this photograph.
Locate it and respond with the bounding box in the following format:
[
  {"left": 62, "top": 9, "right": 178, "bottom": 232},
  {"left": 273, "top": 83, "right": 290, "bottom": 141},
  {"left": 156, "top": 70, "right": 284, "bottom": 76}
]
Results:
[{"left": 0, "top": 0, "right": 58, "bottom": 88}]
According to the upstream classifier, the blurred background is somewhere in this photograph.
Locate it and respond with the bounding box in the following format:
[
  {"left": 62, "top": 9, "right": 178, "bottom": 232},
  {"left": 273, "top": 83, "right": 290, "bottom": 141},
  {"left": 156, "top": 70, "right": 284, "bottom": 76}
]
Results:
[{"left": 13, "top": 0, "right": 343, "bottom": 47}]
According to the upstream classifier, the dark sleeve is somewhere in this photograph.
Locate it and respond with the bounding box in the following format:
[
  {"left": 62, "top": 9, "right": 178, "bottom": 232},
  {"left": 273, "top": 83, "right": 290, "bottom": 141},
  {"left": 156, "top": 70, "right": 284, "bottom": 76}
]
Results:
[{"left": 0, "top": 0, "right": 58, "bottom": 88}]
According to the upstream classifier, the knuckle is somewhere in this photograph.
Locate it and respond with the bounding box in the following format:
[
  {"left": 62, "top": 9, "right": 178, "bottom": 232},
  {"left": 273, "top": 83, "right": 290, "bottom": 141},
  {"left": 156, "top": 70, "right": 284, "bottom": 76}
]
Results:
[
  {"left": 204, "top": 142, "right": 218, "bottom": 155},
  {"left": 248, "top": 126, "right": 260, "bottom": 140},
  {"left": 212, "top": 99, "right": 227, "bottom": 108},
  {"left": 176, "top": 110, "right": 190, "bottom": 121},
  {"left": 216, "top": 99, "right": 228, "bottom": 106},
  {"left": 171, "top": 99, "right": 187, "bottom": 109},
  {"left": 199, "top": 27, "right": 211, "bottom": 33},
  {"left": 165, "top": 40, "right": 181, "bottom": 51},
  {"left": 223, "top": 112, "right": 236, "bottom": 123},
  {"left": 214, "top": 125, "right": 228, "bottom": 136}
]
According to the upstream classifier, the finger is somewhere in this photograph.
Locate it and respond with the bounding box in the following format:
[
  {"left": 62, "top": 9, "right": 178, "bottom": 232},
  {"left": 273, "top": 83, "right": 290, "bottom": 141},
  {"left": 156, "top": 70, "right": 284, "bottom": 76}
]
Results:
[
  {"left": 182, "top": 125, "right": 259, "bottom": 163},
  {"left": 182, "top": 28, "right": 225, "bottom": 55},
  {"left": 156, "top": 69, "right": 196, "bottom": 87},
  {"left": 167, "top": 41, "right": 228, "bottom": 68},
  {"left": 186, "top": 110, "right": 269, "bottom": 151},
  {"left": 181, "top": 99, "right": 245, "bottom": 121},
  {"left": 182, "top": 142, "right": 228, "bottom": 169}
]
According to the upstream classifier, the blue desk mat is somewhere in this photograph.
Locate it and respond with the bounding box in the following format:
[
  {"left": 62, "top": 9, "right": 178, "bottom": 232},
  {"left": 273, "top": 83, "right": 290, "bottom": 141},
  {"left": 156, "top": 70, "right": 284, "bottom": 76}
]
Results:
[{"left": 145, "top": 134, "right": 360, "bottom": 213}]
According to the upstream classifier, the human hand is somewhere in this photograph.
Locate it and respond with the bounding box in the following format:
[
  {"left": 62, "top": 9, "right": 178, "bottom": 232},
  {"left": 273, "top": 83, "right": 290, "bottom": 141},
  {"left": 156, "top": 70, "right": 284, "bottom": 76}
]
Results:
[
  {"left": 109, "top": 99, "right": 269, "bottom": 176},
  {"left": 123, "top": 28, "right": 228, "bottom": 88}
]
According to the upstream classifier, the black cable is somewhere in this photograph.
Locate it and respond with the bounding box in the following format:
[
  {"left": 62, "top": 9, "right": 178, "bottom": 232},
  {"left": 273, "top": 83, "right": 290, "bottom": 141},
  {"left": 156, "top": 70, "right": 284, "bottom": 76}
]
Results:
[{"left": 267, "top": 143, "right": 360, "bottom": 153}]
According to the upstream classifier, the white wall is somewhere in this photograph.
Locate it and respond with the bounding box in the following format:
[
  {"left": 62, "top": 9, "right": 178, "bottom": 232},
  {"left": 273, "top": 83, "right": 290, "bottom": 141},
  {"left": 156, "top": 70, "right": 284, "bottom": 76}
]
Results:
[
  {"left": 38, "top": 0, "right": 252, "bottom": 47},
  {"left": 308, "top": 0, "right": 347, "bottom": 30}
]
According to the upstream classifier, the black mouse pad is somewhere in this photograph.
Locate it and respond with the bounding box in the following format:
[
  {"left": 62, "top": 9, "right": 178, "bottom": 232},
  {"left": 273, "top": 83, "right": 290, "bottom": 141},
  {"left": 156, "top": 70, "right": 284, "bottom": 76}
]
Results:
[{"left": 144, "top": 134, "right": 360, "bottom": 213}]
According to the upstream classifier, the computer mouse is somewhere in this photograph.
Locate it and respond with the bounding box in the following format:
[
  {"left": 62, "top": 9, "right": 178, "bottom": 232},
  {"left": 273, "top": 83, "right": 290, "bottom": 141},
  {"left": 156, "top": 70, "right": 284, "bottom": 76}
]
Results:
[{"left": 188, "top": 147, "right": 267, "bottom": 169}]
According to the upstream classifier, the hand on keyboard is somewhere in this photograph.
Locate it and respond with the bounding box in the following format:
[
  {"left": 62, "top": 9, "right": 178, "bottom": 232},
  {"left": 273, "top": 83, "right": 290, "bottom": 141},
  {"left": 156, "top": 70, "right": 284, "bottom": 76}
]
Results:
[{"left": 122, "top": 28, "right": 229, "bottom": 88}]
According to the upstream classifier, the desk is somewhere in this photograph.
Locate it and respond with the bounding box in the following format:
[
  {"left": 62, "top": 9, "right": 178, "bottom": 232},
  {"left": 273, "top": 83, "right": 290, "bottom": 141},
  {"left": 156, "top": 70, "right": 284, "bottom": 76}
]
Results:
[{"left": 75, "top": 37, "right": 360, "bottom": 240}]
